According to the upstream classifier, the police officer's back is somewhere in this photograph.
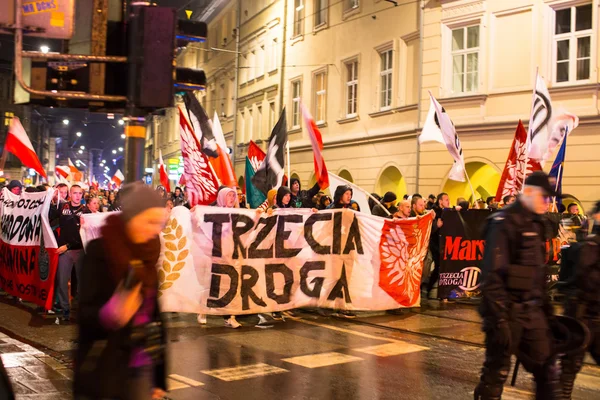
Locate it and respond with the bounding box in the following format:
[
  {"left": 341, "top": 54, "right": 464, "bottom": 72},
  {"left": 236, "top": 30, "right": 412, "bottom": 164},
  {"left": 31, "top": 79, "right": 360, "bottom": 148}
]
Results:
[{"left": 475, "top": 171, "right": 560, "bottom": 400}]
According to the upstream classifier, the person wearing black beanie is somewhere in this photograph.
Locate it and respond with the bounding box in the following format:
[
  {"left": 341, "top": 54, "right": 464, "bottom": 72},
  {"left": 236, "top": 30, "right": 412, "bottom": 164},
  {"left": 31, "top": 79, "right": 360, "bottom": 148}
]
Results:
[
  {"left": 372, "top": 191, "right": 398, "bottom": 218},
  {"left": 75, "top": 183, "right": 169, "bottom": 399},
  {"left": 290, "top": 178, "right": 321, "bottom": 208}
]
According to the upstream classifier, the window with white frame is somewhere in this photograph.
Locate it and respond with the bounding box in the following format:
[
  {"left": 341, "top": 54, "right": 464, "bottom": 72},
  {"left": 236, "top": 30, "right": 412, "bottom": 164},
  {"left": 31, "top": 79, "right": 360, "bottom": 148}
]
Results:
[
  {"left": 269, "top": 39, "right": 278, "bottom": 72},
  {"left": 257, "top": 105, "right": 264, "bottom": 139},
  {"left": 257, "top": 45, "right": 265, "bottom": 77},
  {"left": 248, "top": 51, "right": 256, "bottom": 81},
  {"left": 294, "top": 0, "right": 304, "bottom": 37},
  {"left": 314, "top": 71, "right": 327, "bottom": 123},
  {"left": 291, "top": 80, "right": 302, "bottom": 128},
  {"left": 315, "top": 0, "right": 328, "bottom": 27},
  {"left": 554, "top": 4, "right": 592, "bottom": 83},
  {"left": 379, "top": 49, "right": 393, "bottom": 110},
  {"left": 269, "top": 101, "right": 276, "bottom": 131},
  {"left": 451, "top": 25, "right": 479, "bottom": 93},
  {"left": 345, "top": 60, "right": 359, "bottom": 117},
  {"left": 344, "top": 0, "right": 359, "bottom": 12}
]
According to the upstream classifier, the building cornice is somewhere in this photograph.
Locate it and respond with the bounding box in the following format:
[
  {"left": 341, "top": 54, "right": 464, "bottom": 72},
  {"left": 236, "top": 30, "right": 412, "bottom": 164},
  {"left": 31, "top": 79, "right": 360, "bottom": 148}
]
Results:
[{"left": 238, "top": 84, "right": 279, "bottom": 103}]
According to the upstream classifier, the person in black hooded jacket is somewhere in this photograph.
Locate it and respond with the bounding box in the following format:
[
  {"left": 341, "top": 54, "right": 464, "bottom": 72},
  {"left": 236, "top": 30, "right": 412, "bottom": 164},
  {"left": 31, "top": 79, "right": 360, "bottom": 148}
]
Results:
[
  {"left": 290, "top": 178, "right": 321, "bottom": 209},
  {"left": 274, "top": 186, "right": 294, "bottom": 209},
  {"left": 330, "top": 185, "right": 353, "bottom": 209}
]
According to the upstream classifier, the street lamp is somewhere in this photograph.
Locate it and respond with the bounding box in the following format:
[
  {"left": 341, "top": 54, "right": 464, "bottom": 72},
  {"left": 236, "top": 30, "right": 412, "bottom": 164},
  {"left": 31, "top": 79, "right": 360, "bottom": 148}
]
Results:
[
  {"left": 121, "top": 134, "right": 125, "bottom": 139},
  {"left": 78, "top": 149, "right": 83, "bottom": 154},
  {"left": 118, "top": 147, "right": 123, "bottom": 152},
  {"left": 80, "top": 145, "right": 85, "bottom": 150},
  {"left": 40, "top": 45, "right": 50, "bottom": 54},
  {"left": 102, "top": 159, "right": 106, "bottom": 164},
  {"left": 112, "top": 149, "right": 117, "bottom": 154},
  {"left": 76, "top": 132, "right": 82, "bottom": 137},
  {"left": 63, "top": 119, "right": 69, "bottom": 125},
  {"left": 118, "top": 119, "right": 124, "bottom": 125}
]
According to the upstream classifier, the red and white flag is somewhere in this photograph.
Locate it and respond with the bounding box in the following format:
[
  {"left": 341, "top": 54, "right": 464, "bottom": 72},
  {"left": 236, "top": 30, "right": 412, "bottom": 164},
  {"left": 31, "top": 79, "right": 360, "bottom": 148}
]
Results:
[
  {"left": 495, "top": 120, "right": 542, "bottom": 202},
  {"left": 55, "top": 165, "right": 70, "bottom": 180},
  {"left": 92, "top": 175, "right": 99, "bottom": 190},
  {"left": 112, "top": 169, "right": 124, "bottom": 187},
  {"left": 178, "top": 105, "right": 219, "bottom": 206},
  {"left": 301, "top": 104, "right": 329, "bottom": 190},
  {"left": 4, "top": 117, "right": 47, "bottom": 178},
  {"left": 158, "top": 149, "right": 171, "bottom": 192},
  {"left": 68, "top": 158, "right": 79, "bottom": 174},
  {"left": 209, "top": 112, "right": 237, "bottom": 187}
]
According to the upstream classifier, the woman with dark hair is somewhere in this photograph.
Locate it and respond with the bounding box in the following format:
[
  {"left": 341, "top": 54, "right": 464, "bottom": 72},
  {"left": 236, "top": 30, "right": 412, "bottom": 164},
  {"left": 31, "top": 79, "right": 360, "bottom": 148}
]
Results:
[
  {"left": 274, "top": 186, "right": 293, "bottom": 209},
  {"left": 109, "top": 191, "right": 122, "bottom": 212},
  {"left": 319, "top": 195, "right": 332, "bottom": 210},
  {"left": 75, "top": 183, "right": 169, "bottom": 399},
  {"left": 173, "top": 187, "right": 185, "bottom": 207},
  {"left": 108, "top": 191, "right": 116, "bottom": 206}
]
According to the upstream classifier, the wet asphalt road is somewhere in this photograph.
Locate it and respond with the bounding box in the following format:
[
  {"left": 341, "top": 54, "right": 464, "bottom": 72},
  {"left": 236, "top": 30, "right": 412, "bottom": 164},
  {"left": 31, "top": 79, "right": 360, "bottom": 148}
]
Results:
[{"left": 1, "top": 297, "right": 600, "bottom": 399}]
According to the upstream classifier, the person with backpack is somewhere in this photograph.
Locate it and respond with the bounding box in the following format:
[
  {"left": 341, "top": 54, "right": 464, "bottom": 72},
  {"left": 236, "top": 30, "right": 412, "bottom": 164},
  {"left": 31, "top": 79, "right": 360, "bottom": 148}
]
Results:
[{"left": 559, "top": 200, "right": 600, "bottom": 399}]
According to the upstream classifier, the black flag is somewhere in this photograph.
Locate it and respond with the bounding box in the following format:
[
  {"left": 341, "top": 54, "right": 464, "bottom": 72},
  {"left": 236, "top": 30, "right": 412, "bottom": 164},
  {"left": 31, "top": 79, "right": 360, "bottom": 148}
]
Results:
[
  {"left": 252, "top": 109, "right": 288, "bottom": 195},
  {"left": 183, "top": 92, "right": 219, "bottom": 158}
]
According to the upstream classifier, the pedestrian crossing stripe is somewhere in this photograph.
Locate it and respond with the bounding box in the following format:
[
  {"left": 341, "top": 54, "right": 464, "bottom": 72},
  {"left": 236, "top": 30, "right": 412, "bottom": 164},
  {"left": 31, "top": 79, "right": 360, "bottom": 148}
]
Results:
[
  {"left": 169, "top": 374, "right": 204, "bottom": 387},
  {"left": 354, "top": 342, "right": 429, "bottom": 357},
  {"left": 282, "top": 352, "right": 363, "bottom": 369},
  {"left": 201, "top": 363, "right": 288, "bottom": 381}
]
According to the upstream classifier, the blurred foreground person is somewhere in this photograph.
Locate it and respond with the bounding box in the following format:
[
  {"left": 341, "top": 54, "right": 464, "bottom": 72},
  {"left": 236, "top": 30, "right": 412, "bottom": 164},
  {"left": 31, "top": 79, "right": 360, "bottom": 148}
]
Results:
[
  {"left": 75, "top": 183, "right": 168, "bottom": 400},
  {"left": 475, "top": 171, "right": 560, "bottom": 400},
  {"left": 560, "top": 200, "right": 600, "bottom": 399}
]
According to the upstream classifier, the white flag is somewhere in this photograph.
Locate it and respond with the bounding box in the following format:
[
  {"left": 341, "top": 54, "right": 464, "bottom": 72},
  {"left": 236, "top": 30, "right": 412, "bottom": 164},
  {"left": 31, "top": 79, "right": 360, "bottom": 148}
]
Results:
[
  {"left": 526, "top": 74, "right": 579, "bottom": 165},
  {"left": 327, "top": 173, "right": 372, "bottom": 215},
  {"left": 420, "top": 93, "right": 466, "bottom": 182}
]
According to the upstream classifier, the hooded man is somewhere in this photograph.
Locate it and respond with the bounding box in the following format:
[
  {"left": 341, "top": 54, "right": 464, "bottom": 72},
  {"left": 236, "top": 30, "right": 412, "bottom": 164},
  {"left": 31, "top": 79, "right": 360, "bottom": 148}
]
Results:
[
  {"left": 275, "top": 186, "right": 293, "bottom": 209},
  {"left": 331, "top": 185, "right": 353, "bottom": 209},
  {"left": 372, "top": 191, "right": 397, "bottom": 218},
  {"left": 290, "top": 178, "right": 321, "bottom": 209},
  {"left": 7, "top": 180, "right": 22, "bottom": 195}
]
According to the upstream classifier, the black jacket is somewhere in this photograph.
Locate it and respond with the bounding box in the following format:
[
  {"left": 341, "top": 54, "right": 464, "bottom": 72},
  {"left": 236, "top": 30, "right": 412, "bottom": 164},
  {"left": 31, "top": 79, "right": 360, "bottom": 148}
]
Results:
[
  {"left": 53, "top": 202, "right": 90, "bottom": 249},
  {"left": 563, "top": 233, "right": 600, "bottom": 320},
  {"left": 479, "top": 199, "right": 553, "bottom": 327},
  {"left": 74, "top": 239, "right": 167, "bottom": 398},
  {"left": 291, "top": 182, "right": 321, "bottom": 209}
]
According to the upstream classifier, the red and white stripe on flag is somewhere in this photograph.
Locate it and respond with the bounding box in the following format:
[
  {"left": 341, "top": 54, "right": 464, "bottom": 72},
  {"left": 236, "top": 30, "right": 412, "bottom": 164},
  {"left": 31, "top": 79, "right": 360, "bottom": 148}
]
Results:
[
  {"left": 68, "top": 158, "right": 79, "bottom": 174},
  {"left": 158, "top": 149, "right": 172, "bottom": 192},
  {"left": 55, "top": 165, "right": 70, "bottom": 179},
  {"left": 301, "top": 104, "right": 329, "bottom": 190},
  {"left": 5, "top": 117, "right": 47, "bottom": 178},
  {"left": 112, "top": 169, "right": 124, "bottom": 186}
]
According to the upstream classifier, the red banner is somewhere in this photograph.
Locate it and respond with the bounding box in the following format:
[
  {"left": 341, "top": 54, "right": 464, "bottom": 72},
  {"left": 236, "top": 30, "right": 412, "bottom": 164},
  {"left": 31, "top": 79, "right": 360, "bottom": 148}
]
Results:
[{"left": 0, "top": 189, "right": 59, "bottom": 309}]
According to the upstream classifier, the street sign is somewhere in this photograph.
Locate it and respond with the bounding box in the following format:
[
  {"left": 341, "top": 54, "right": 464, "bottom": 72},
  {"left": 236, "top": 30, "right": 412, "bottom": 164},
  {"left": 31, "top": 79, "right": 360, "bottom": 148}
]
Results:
[{"left": 0, "top": 0, "right": 75, "bottom": 39}]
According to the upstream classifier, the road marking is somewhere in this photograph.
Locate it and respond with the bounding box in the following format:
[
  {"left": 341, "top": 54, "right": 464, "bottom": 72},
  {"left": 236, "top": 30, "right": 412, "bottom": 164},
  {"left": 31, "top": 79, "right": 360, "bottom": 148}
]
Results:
[
  {"left": 201, "top": 363, "right": 288, "bottom": 381},
  {"left": 169, "top": 374, "right": 204, "bottom": 387},
  {"left": 297, "top": 318, "right": 398, "bottom": 343},
  {"left": 502, "top": 386, "right": 534, "bottom": 399},
  {"left": 167, "top": 378, "right": 190, "bottom": 391},
  {"left": 282, "top": 352, "right": 363, "bottom": 368},
  {"left": 354, "top": 342, "right": 429, "bottom": 357}
]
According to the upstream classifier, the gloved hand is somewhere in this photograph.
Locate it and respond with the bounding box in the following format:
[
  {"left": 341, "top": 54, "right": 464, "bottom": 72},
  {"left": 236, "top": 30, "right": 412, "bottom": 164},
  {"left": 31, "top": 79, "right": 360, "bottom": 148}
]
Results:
[{"left": 494, "top": 321, "right": 512, "bottom": 348}]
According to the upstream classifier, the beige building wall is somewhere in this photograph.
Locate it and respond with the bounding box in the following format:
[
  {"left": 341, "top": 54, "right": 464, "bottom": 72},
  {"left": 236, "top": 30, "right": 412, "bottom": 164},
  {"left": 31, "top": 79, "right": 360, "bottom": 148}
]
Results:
[{"left": 280, "top": 0, "right": 600, "bottom": 210}]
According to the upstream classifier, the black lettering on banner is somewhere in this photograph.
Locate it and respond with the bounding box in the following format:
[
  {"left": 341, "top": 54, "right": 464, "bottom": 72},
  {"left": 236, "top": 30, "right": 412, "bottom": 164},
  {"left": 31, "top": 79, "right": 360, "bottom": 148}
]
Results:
[
  {"left": 265, "top": 263, "right": 293, "bottom": 304},
  {"left": 327, "top": 263, "right": 352, "bottom": 303},
  {"left": 304, "top": 213, "right": 332, "bottom": 255},
  {"left": 240, "top": 265, "right": 266, "bottom": 310},
  {"left": 342, "top": 215, "right": 364, "bottom": 255},
  {"left": 275, "top": 214, "right": 302, "bottom": 258},
  {"left": 332, "top": 212, "right": 343, "bottom": 254},
  {"left": 204, "top": 214, "right": 230, "bottom": 257},
  {"left": 207, "top": 263, "right": 238, "bottom": 308},
  {"left": 248, "top": 215, "right": 276, "bottom": 259},
  {"left": 231, "top": 214, "right": 254, "bottom": 259},
  {"left": 300, "top": 261, "right": 325, "bottom": 298}
]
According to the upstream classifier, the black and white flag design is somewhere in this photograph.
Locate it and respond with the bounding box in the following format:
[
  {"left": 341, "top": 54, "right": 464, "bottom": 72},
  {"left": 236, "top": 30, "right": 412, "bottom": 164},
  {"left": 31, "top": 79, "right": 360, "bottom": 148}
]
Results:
[{"left": 252, "top": 109, "right": 288, "bottom": 195}]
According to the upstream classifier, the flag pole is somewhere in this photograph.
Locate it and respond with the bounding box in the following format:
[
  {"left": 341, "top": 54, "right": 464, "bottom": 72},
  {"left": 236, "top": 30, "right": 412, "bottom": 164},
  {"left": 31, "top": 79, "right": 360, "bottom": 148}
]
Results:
[
  {"left": 522, "top": 67, "right": 539, "bottom": 192},
  {"left": 286, "top": 140, "right": 291, "bottom": 187},
  {"left": 464, "top": 165, "right": 477, "bottom": 204},
  {"left": 0, "top": 147, "right": 8, "bottom": 173},
  {"left": 332, "top": 173, "right": 391, "bottom": 216}
]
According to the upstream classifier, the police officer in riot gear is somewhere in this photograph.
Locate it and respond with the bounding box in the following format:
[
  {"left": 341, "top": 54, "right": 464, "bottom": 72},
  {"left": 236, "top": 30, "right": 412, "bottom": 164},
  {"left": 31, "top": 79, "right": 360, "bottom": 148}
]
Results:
[
  {"left": 560, "top": 200, "right": 600, "bottom": 399},
  {"left": 475, "top": 171, "right": 561, "bottom": 400}
]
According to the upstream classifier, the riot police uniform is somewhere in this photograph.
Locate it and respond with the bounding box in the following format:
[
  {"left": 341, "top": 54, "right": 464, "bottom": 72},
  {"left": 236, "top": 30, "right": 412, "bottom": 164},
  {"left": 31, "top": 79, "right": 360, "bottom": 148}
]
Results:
[
  {"left": 560, "top": 206, "right": 600, "bottom": 399},
  {"left": 475, "top": 197, "right": 560, "bottom": 399}
]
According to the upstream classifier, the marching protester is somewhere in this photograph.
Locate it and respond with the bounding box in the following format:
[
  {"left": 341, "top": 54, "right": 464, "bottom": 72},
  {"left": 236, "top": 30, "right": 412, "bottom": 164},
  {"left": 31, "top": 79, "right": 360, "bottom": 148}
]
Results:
[
  {"left": 502, "top": 195, "right": 516, "bottom": 206},
  {"left": 274, "top": 186, "right": 293, "bottom": 209},
  {"left": 368, "top": 193, "right": 382, "bottom": 213},
  {"left": 87, "top": 197, "right": 101, "bottom": 213},
  {"left": 426, "top": 194, "right": 436, "bottom": 210},
  {"left": 559, "top": 200, "right": 600, "bottom": 399},
  {"left": 290, "top": 178, "right": 321, "bottom": 208},
  {"left": 75, "top": 183, "right": 168, "bottom": 400},
  {"left": 394, "top": 200, "right": 411, "bottom": 219},
  {"left": 7, "top": 180, "right": 22, "bottom": 196},
  {"left": 214, "top": 186, "right": 242, "bottom": 328},
  {"left": 53, "top": 185, "right": 91, "bottom": 321},
  {"left": 475, "top": 171, "right": 561, "bottom": 400},
  {"left": 330, "top": 185, "right": 353, "bottom": 209},
  {"left": 319, "top": 195, "right": 332, "bottom": 210},
  {"left": 410, "top": 196, "right": 426, "bottom": 217},
  {"left": 172, "top": 187, "right": 185, "bottom": 207},
  {"left": 372, "top": 192, "right": 397, "bottom": 218},
  {"left": 424, "top": 193, "right": 449, "bottom": 299}
]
